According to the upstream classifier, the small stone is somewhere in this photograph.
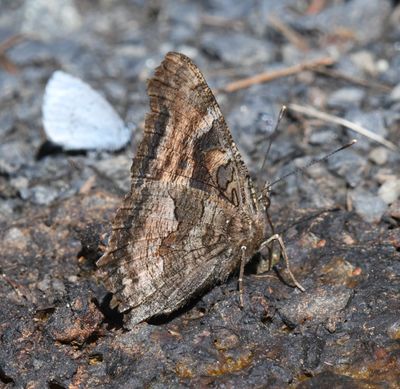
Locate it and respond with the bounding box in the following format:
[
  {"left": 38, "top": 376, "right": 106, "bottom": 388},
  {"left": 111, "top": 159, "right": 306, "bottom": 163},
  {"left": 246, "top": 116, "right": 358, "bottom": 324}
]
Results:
[
  {"left": 327, "top": 87, "right": 365, "bottom": 110},
  {"left": 52, "top": 279, "right": 66, "bottom": 294},
  {"left": 22, "top": 185, "right": 59, "bottom": 205},
  {"left": 8, "top": 40, "right": 53, "bottom": 66},
  {"left": 349, "top": 188, "right": 387, "bottom": 223},
  {"left": 319, "top": 257, "right": 360, "bottom": 287},
  {"left": 376, "top": 59, "right": 389, "bottom": 73},
  {"left": 388, "top": 200, "right": 400, "bottom": 219},
  {"left": 46, "top": 295, "right": 103, "bottom": 344},
  {"left": 3, "top": 227, "right": 29, "bottom": 251},
  {"left": 37, "top": 275, "right": 52, "bottom": 292},
  {"left": 328, "top": 150, "right": 366, "bottom": 188},
  {"left": 201, "top": 32, "right": 275, "bottom": 66},
  {"left": 294, "top": 0, "right": 391, "bottom": 44},
  {"left": 308, "top": 129, "right": 336, "bottom": 145},
  {"left": 213, "top": 329, "right": 240, "bottom": 351},
  {"left": 0, "top": 73, "right": 20, "bottom": 101},
  {"left": 278, "top": 286, "right": 352, "bottom": 328},
  {"left": 67, "top": 275, "right": 79, "bottom": 283},
  {"left": 390, "top": 83, "right": 400, "bottom": 102},
  {"left": 103, "top": 80, "right": 126, "bottom": 102},
  {"left": 21, "top": 0, "right": 81, "bottom": 41},
  {"left": 92, "top": 155, "right": 131, "bottom": 192},
  {"left": 0, "top": 141, "right": 33, "bottom": 174},
  {"left": 368, "top": 147, "right": 388, "bottom": 165},
  {"left": 387, "top": 319, "right": 400, "bottom": 340},
  {"left": 10, "top": 176, "right": 29, "bottom": 192},
  {"left": 350, "top": 51, "right": 376, "bottom": 76},
  {"left": 0, "top": 112, "right": 14, "bottom": 136},
  {"left": 385, "top": 104, "right": 400, "bottom": 127},
  {"left": 345, "top": 109, "right": 387, "bottom": 150},
  {"left": 378, "top": 179, "right": 400, "bottom": 204}
]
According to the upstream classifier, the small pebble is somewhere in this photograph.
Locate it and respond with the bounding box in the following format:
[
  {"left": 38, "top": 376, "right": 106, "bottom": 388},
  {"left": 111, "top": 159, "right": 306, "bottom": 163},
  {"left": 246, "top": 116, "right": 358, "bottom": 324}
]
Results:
[
  {"left": 388, "top": 200, "right": 400, "bottom": 219},
  {"left": 350, "top": 50, "right": 376, "bottom": 75},
  {"left": 349, "top": 188, "right": 387, "bottom": 223},
  {"left": 378, "top": 179, "right": 400, "bottom": 204},
  {"left": 327, "top": 87, "right": 365, "bottom": 110},
  {"left": 345, "top": 109, "right": 387, "bottom": 150},
  {"left": 21, "top": 0, "right": 81, "bottom": 41},
  {"left": 201, "top": 32, "right": 274, "bottom": 66},
  {"left": 387, "top": 319, "right": 400, "bottom": 340},
  {"left": 368, "top": 147, "right": 388, "bottom": 165},
  {"left": 376, "top": 59, "right": 389, "bottom": 73},
  {"left": 278, "top": 286, "right": 352, "bottom": 327},
  {"left": 390, "top": 83, "right": 400, "bottom": 102},
  {"left": 21, "top": 185, "right": 59, "bottom": 205},
  {"left": 309, "top": 130, "right": 336, "bottom": 145}
]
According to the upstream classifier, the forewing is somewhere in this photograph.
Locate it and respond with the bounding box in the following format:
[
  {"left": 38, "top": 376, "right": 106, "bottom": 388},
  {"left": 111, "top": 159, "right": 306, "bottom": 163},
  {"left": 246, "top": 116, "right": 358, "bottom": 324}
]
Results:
[{"left": 133, "top": 52, "right": 259, "bottom": 213}]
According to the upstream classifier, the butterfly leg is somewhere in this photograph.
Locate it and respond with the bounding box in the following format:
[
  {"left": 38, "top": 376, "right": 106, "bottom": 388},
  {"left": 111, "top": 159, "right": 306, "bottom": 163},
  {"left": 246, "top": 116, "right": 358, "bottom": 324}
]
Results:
[
  {"left": 239, "top": 245, "right": 247, "bottom": 308},
  {"left": 260, "top": 234, "right": 305, "bottom": 292}
]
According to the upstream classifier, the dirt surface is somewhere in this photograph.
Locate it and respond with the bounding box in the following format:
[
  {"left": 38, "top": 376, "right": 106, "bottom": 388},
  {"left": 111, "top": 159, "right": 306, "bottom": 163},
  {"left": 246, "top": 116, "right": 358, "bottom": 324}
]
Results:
[{"left": 0, "top": 1, "right": 399, "bottom": 387}]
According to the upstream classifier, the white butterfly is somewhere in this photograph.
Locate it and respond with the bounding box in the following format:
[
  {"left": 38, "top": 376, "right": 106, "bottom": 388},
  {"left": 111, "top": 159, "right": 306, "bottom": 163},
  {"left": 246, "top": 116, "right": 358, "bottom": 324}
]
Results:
[{"left": 42, "top": 71, "right": 131, "bottom": 151}]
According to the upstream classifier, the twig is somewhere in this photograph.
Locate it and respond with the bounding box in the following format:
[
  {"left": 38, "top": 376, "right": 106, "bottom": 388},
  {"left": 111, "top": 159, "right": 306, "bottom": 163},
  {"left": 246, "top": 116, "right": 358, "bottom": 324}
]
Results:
[
  {"left": 200, "top": 14, "right": 244, "bottom": 29},
  {"left": 314, "top": 67, "right": 392, "bottom": 92},
  {"left": 288, "top": 103, "right": 398, "bottom": 151},
  {"left": 0, "top": 34, "right": 25, "bottom": 54},
  {"left": 0, "top": 34, "right": 26, "bottom": 74},
  {"left": 268, "top": 15, "right": 309, "bottom": 51},
  {"left": 222, "top": 56, "right": 335, "bottom": 93}
]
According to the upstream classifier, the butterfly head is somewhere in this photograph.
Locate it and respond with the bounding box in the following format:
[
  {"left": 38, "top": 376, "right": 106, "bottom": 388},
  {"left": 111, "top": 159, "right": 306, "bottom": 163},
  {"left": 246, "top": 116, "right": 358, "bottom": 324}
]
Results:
[{"left": 258, "top": 182, "right": 272, "bottom": 211}]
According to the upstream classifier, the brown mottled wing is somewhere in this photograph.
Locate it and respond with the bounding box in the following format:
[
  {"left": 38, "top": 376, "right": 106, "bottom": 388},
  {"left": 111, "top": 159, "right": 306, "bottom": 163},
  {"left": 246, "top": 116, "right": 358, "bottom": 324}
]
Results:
[
  {"left": 132, "top": 52, "right": 259, "bottom": 213},
  {"left": 97, "top": 52, "right": 264, "bottom": 327}
]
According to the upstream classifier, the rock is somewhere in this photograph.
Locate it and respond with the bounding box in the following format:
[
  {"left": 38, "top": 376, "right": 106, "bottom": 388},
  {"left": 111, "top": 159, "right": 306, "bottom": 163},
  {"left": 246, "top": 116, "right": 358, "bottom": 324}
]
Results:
[
  {"left": 278, "top": 286, "right": 352, "bottom": 328},
  {"left": 290, "top": 0, "right": 391, "bottom": 44},
  {"left": 388, "top": 200, "right": 400, "bottom": 219},
  {"left": 0, "top": 73, "right": 20, "bottom": 101},
  {"left": 327, "top": 149, "right": 367, "bottom": 188},
  {"left": 201, "top": 32, "right": 275, "bottom": 66},
  {"left": 327, "top": 87, "right": 365, "bottom": 110},
  {"left": 20, "top": 185, "right": 59, "bottom": 205},
  {"left": 350, "top": 50, "right": 377, "bottom": 76},
  {"left": 390, "top": 83, "right": 400, "bottom": 102},
  {"left": 349, "top": 188, "right": 388, "bottom": 223},
  {"left": 387, "top": 319, "right": 400, "bottom": 340},
  {"left": 378, "top": 178, "right": 400, "bottom": 204},
  {"left": 309, "top": 130, "right": 336, "bottom": 145},
  {"left": 45, "top": 288, "right": 103, "bottom": 344},
  {"left": 345, "top": 109, "right": 387, "bottom": 150},
  {"left": 368, "top": 147, "right": 388, "bottom": 165},
  {"left": 0, "top": 141, "right": 34, "bottom": 175},
  {"left": 21, "top": 0, "right": 82, "bottom": 41},
  {"left": 0, "top": 112, "right": 14, "bottom": 137},
  {"left": 91, "top": 154, "right": 132, "bottom": 193}
]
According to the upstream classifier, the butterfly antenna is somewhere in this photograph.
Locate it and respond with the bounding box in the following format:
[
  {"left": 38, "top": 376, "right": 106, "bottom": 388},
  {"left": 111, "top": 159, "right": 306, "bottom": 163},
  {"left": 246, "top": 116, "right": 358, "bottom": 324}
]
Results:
[
  {"left": 260, "top": 105, "right": 287, "bottom": 174},
  {"left": 268, "top": 139, "right": 357, "bottom": 189}
]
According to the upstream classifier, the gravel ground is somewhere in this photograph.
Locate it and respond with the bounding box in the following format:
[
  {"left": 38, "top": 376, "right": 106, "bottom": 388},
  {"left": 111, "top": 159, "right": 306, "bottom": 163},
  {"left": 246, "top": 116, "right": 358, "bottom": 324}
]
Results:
[{"left": 0, "top": 1, "right": 399, "bottom": 387}]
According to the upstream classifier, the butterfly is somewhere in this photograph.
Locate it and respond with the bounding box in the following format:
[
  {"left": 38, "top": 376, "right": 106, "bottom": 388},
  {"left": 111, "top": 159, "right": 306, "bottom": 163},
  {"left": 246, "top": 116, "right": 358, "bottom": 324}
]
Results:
[
  {"left": 97, "top": 52, "right": 302, "bottom": 328},
  {"left": 42, "top": 71, "right": 130, "bottom": 151}
]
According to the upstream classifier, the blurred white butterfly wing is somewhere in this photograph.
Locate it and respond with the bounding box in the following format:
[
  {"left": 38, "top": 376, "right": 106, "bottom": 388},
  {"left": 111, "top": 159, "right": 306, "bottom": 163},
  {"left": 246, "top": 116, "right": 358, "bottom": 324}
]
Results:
[{"left": 42, "top": 71, "right": 130, "bottom": 150}]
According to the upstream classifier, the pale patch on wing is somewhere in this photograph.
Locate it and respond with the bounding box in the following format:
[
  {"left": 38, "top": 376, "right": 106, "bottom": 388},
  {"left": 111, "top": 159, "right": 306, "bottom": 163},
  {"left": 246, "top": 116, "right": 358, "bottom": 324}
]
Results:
[{"left": 42, "top": 71, "right": 131, "bottom": 150}]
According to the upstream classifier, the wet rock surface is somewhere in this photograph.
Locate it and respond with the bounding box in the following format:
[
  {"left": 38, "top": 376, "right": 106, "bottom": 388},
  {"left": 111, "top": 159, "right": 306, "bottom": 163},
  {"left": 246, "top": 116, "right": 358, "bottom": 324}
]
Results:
[{"left": 0, "top": 1, "right": 399, "bottom": 387}]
